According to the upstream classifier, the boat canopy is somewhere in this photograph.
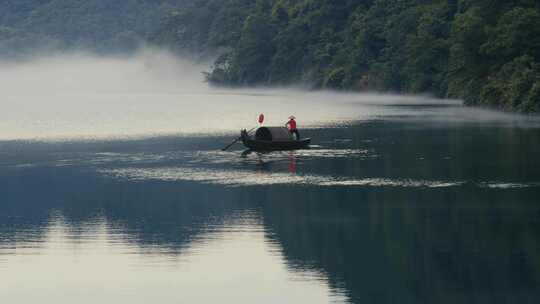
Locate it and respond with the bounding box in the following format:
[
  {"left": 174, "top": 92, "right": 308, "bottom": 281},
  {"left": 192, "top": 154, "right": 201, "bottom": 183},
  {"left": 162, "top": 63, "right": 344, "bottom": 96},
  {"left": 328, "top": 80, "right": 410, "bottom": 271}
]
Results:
[{"left": 255, "top": 127, "right": 292, "bottom": 141}]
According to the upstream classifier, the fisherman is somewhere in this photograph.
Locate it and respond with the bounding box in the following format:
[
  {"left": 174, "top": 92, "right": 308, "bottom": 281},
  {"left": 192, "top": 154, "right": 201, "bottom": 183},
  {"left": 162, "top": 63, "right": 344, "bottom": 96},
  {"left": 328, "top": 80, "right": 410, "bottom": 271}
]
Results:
[{"left": 285, "top": 115, "right": 300, "bottom": 140}]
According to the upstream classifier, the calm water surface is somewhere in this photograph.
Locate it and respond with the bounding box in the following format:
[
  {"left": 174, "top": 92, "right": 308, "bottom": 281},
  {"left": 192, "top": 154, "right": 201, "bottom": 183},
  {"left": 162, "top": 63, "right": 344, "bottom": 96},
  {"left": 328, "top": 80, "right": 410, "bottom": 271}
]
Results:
[{"left": 1, "top": 54, "right": 540, "bottom": 303}]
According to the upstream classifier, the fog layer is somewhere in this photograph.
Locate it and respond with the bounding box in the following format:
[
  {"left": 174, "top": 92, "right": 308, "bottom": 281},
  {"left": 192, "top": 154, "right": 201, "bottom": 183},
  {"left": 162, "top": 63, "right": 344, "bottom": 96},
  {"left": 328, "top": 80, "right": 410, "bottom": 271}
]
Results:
[{"left": 2, "top": 49, "right": 536, "bottom": 141}]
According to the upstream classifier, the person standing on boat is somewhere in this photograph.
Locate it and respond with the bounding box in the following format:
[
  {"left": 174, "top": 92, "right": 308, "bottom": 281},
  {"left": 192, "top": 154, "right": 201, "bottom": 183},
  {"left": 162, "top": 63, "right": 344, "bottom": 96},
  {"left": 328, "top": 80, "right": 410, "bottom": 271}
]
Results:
[{"left": 286, "top": 116, "right": 300, "bottom": 140}]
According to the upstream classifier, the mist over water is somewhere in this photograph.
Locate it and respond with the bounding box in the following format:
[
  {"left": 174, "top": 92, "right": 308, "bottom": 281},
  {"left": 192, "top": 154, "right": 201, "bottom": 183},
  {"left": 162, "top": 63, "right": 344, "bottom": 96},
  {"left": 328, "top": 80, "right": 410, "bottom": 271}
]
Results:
[{"left": 3, "top": 48, "right": 537, "bottom": 141}]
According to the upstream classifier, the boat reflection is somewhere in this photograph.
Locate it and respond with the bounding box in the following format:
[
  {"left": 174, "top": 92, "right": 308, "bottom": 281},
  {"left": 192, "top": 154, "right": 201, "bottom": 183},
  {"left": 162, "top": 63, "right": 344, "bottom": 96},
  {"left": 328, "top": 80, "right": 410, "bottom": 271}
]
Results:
[
  {"left": 240, "top": 149, "right": 299, "bottom": 175},
  {"left": 288, "top": 152, "right": 297, "bottom": 174}
]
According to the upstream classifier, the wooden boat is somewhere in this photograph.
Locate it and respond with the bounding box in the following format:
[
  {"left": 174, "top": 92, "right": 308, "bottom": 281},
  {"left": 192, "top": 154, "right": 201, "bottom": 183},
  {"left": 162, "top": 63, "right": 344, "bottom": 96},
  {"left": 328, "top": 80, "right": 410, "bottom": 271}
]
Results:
[{"left": 241, "top": 127, "right": 311, "bottom": 151}]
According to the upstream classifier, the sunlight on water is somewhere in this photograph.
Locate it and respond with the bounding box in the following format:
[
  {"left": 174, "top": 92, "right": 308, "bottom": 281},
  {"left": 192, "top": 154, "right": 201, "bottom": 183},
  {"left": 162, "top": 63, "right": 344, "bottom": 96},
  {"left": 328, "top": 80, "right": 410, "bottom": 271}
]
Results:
[
  {"left": 100, "top": 166, "right": 468, "bottom": 188},
  {"left": 478, "top": 182, "right": 540, "bottom": 189},
  {"left": 81, "top": 149, "right": 373, "bottom": 167},
  {"left": 100, "top": 164, "right": 539, "bottom": 189},
  {"left": 89, "top": 147, "right": 539, "bottom": 189},
  {"left": 4, "top": 143, "right": 538, "bottom": 190}
]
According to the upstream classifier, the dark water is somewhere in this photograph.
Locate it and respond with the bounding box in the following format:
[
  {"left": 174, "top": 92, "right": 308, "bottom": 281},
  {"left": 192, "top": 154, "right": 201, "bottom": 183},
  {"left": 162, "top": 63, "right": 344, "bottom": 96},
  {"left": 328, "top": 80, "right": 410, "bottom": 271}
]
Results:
[{"left": 2, "top": 103, "right": 540, "bottom": 303}]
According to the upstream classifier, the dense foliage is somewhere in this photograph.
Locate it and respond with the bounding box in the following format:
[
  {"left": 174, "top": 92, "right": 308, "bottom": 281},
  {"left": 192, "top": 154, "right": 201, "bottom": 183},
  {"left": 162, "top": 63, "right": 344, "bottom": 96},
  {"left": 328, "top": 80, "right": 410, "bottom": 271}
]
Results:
[
  {"left": 0, "top": 0, "right": 187, "bottom": 56},
  {"left": 1, "top": 0, "right": 538, "bottom": 111},
  {"left": 153, "top": 0, "right": 540, "bottom": 112}
]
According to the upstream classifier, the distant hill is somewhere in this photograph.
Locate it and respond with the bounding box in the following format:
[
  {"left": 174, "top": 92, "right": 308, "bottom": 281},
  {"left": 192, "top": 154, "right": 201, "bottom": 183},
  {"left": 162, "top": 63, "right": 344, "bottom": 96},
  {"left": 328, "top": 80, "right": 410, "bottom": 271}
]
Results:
[{"left": 0, "top": 0, "right": 188, "bottom": 57}]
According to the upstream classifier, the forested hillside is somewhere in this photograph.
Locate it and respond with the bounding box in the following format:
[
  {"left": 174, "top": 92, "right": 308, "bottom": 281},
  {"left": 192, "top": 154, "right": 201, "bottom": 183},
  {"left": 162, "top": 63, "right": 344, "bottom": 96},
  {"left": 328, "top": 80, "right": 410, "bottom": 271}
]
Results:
[
  {"left": 2, "top": 0, "right": 538, "bottom": 112},
  {"left": 0, "top": 0, "right": 187, "bottom": 56},
  {"left": 152, "top": 0, "right": 540, "bottom": 112}
]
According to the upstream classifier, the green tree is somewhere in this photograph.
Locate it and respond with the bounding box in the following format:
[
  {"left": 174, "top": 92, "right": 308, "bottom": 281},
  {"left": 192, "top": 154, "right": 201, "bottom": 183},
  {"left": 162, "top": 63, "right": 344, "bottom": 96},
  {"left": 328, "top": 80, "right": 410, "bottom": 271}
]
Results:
[
  {"left": 152, "top": 0, "right": 540, "bottom": 112},
  {"left": 230, "top": 13, "right": 277, "bottom": 84}
]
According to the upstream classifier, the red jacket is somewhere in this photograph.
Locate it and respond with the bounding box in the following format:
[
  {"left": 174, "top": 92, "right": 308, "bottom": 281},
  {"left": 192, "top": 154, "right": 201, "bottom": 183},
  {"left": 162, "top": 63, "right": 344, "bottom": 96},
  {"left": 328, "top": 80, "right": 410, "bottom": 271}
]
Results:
[{"left": 287, "top": 119, "right": 297, "bottom": 130}]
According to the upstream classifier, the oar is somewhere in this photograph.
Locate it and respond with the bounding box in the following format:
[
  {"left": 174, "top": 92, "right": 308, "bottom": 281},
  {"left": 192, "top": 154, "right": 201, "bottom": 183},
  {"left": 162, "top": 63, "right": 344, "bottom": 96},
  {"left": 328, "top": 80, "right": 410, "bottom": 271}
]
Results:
[{"left": 222, "top": 127, "right": 256, "bottom": 151}]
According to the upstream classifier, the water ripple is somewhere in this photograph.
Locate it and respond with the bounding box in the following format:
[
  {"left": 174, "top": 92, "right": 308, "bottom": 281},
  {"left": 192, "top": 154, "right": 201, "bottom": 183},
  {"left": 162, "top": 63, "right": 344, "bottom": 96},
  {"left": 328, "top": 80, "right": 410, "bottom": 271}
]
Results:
[
  {"left": 478, "top": 182, "right": 540, "bottom": 189},
  {"left": 100, "top": 167, "right": 467, "bottom": 188}
]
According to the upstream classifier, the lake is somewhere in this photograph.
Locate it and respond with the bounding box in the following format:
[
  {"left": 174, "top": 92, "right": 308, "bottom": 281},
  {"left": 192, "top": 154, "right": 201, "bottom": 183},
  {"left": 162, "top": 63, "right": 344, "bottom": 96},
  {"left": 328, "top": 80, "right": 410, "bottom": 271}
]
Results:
[{"left": 1, "top": 52, "right": 540, "bottom": 303}]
